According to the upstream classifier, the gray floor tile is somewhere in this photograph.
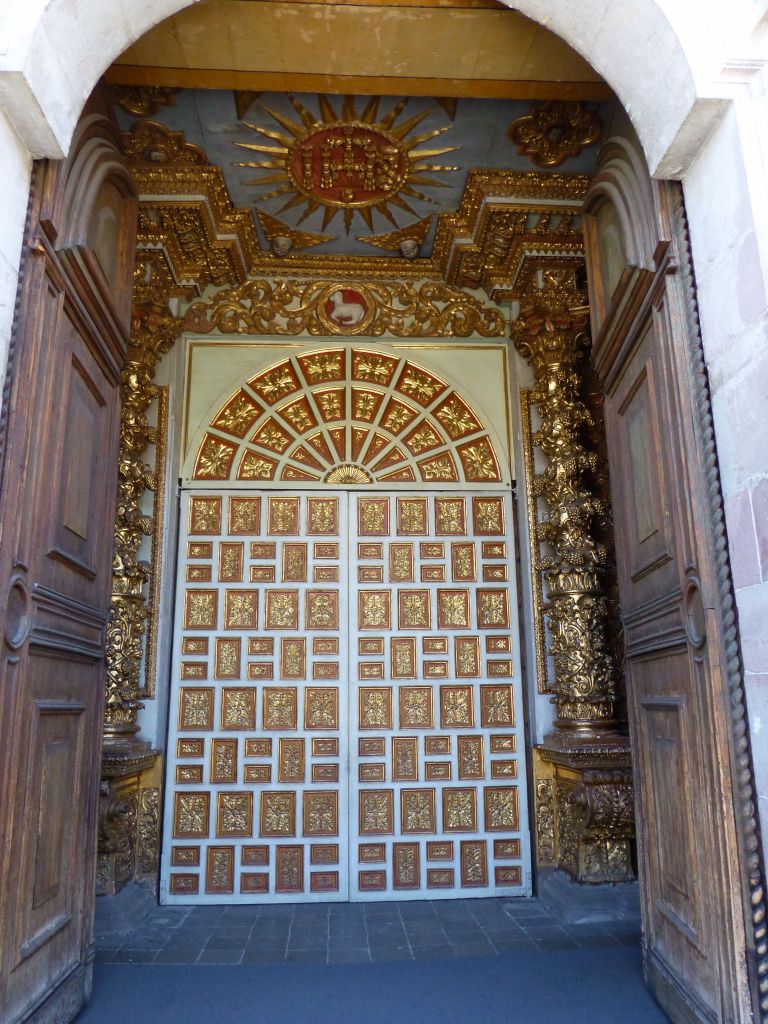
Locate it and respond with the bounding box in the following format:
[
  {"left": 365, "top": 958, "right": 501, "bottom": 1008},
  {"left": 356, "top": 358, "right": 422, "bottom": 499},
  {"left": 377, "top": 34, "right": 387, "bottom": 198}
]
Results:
[
  {"left": 328, "top": 948, "right": 372, "bottom": 963},
  {"left": 109, "top": 949, "right": 158, "bottom": 964},
  {"left": 370, "top": 946, "right": 413, "bottom": 962},
  {"left": 152, "top": 948, "right": 201, "bottom": 964},
  {"left": 241, "top": 948, "right": 285, "bottom": 965},
  {"left": 196, "top": 948, "right": 244, "bottom": 964},
  {"left": 285, "top": 949, "right": 327, "bottom": 964}
]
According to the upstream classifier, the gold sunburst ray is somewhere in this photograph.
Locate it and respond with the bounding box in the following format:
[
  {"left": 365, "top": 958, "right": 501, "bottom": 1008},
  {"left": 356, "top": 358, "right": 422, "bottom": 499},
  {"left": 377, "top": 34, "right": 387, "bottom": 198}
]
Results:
[
  {"left": 379, "top": 98, "right": 408, "bottom": 129},
  {"left": 399, "top": 185, "right": 440, "bottom": 204},
  {"left": 406, "top": 124, "right": 456, "bottom": 147},
  {"left": 389, "top": 106, "right": 435, "bottom": 140},
  {"left": 242, "top": 172, "right": 292, "bottom": 187},
  {"left": 278, "top": 191, "right": 314, "bottom": 215},
  {"left": 360, "top": 97, "right": 381, "bottom": 124},
  {"left": 296, "top": 198, "right": 323, "bottom": 225},
  {"left": 321, "top": 205, "right": 339, "bottom": 230},
  {"left": 318, "top": 94, "right": 338, "bottom": 124},
  {"left": 341, "top": 95, "right": 357, "bottom": 121},
  {"left": 256, "top": 102, "right": 307, "bottom": 139},
  {"left": 358, "top": 206, "right": 375, "bottom": 231},
  {"left": 234, "top": 143, "right": 289, "bottom": 158},
  {"left": 372, "top": 201, "right": 401, "bottom": 227},
  {"left": 241, "top": 121, "right": 293, "bottom": 146},
  {"left": 234, "top": 158, "right": 287, "bottom": 170},
  {"left": 252, "top": 183, "right": 295, "bottom": 202},
  {"left": 343, "top": 208, "right": 354, "bottom": 233},
  {"left": 409, "top": 175, "right": 455, "bottom": 189},
  {"left": 384, "top": 193, "right": 419, "bottom": 218},
  {"left": 286, "top": 93, "right": 315, "bottom": 130}
]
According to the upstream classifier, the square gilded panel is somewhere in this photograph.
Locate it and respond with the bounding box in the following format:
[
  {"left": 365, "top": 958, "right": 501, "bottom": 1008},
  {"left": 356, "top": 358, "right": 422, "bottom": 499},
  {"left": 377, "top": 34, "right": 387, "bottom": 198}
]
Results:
[
  {"left": 358, "top": 737, "right": 385, "bottom": 757},
  {"left": 398, "top": 687, "right": 433, "bottom": 729},
  {"left": 176, "top": 765, "right": 203, "bottom": 784},
  {"left": 494, "top": 838, "right": 521, "bottom": 859},
  {"left": 171, "top": 846, "right": 201, "bottom": 867},
  {"left": 265, "top": 590, "right": 299, "bottom": 630},
  {"left": 183, "top": 590, "right": 217, "bottom": 630},
  {"left": 401, "top": 789, "right": 436, "bottom": 833},
  {"left": 481, "top": 542, "right": 506, "bottom": 559},
  {"left": 251, "top": 542, "right": 276, "bottom": 559},
  {"left": 313, "top": 737, "right": 339, "bottom": 756},
  {"left": 392, "top": 737, "right": 418, "bottom": 782},
  {"left": 306, "top": 590, "right": 339, "bottom": 630},
  {"left": 440, "top": 686, "right": 474, "bottom": 729},
  {"left": 424, "top": 736, "right": 451, "bottom": 755},
  {"left": 311, "top": 843, "right": 340, "bottom": 865},
  {"left": 393, "top": 843, "right": 420, "bottom": 889},
  {"left": 359, "top": 566, "right": 383, "bottom": 583},
  {"left": 216, "top": 792, "right": 253, "bottom": 837},
  {"left": 461, "top": 840, "right": 488, "bottom": 887},
  {"left": 398, "top": 590, "right": 431, "bottom": 630},
  {"left": 276, "top": 846, "right": 304, "bottom": 893},
  {"left": 437, "top": 589, "right": 471, "bottom": 630},
  {"left": 314, "top": 542, "right": 339, "bottom": 559},
  {"left": 188, "top": 541, "right": 213, "bottom": 559},
  {"left": 245, "top": 738, "right": 272, "bottom": 757},
  {"left": 206, "top": 846, "right": 234, "bottom": 894},
  {"left": 426, "top": 761, "right": 452, "bottom": 781},
  {"left": 359, "top": 590, "right": 391, "bottom": 631},
  {"left": 435, "top": 497, "right": 466, "bottom": 535},
  {"left": 247, "top": 663, "right": 273, "bottom": 680},
  {"left": 484, "top": 786, "right": 519, "bottom": 831},
  {"left": 260, "top": 792, "right": 296, "bottom": 837},
  {"left": 244, "top": 765, "right": 271, "bottom": 783},
  {"left": 280, "top": 638, "right": 306, "bottom": 680},
  {"left": 359, "top": 687, "right": 392, "bottom": 730},
  {"left": 480, "top": 685, "right": 515, "bottom": 727},
  {"left": 248, "top": 637, "right": 273, "bottom": 656},
  {"left": 359, "top": 843, "right": 385, "bottom": 863},
  {"left": 421, "top": 565, "right": 445, "bottom": 582},
  {"left": 186, "top": 565, "right": 211, "bottom": 583},
  {"left": 426, "top": 841, "right": 453, "bottom": 861},
  {"left": 303, "top": 791, "right": 338, "bottom": 836},
  {"left": 224, "top": 590, "right": 258, "bottom": 630},
  {"left": 359, "top": 790, "right": 394, "bottom": 835},
  {"left": 477, "top": 589, "right": 510, "bottom": 629},
  {"left": 451, "top": 543, "right": 476, "bottom": 583},
  {"left": 491, "top": 760, "right": 518, "bottom": 779},
  {"left": 483, "top": 565, "right": 508, "bottom": 583},
  {"left": 218, "top": 542, "right": 244, "bottom": 583},
  {"left": 314, "top": 637, "right": 339, "bottom": 655},
  {"left": 189, "top": 496, "right": 221, "bottom": 535},
  {"left": 169, "top": 874, "right": 199, "bottom": 895},
  {"left": 278, "top": 738, "right": 305, "bottom": 783},
  {"left": 486, "top": 636, "right": 511, "bottom": 654},
  {"left": 396, "top": 497, "right": 428, "bottom": 535},
  {"left": 181, "top": 637, "right": 208, "bottom": 656},
  {"left": 422, "top": 637, "right": 448, "bottom": 655},
  {"left": 427, "top": 868, "right": 454, "bottom": 889},
  {"left": 177, "top": 738, "right": 204, "bottom": 758},
  {"left": 229, "top": 497, "right": 261, "bottom": 535},
  {"left": 312, "top": 763, "right": 339, "bottom": 783},
  {"left": 210, "top": 739, "right": 238, "bottom": 784},
  {"left": 472, "top": 497, "right": 505, "bottom": 536},
  {"left": 424, "top": 661, "right": 448, "bottom": 678},
  {"left": 267, "top": 497, "right": 300, "bottom": 535},
  {"left": 181, "top": 663, "right": 206, "bottom": 681},
  {"left": 391, "top": 637, "right": 417, "bottom": 679},
  {"left": 179, "top": 688, "right": 214, "bottom": 731},
  {"left": 307, "top": 497, "right": 338, "bottom": 535},
  {"left": 242, "top": 845, "right": 270, "bottom": 866},
  {"left": 359, "top": 638, "right": 384, "bottom": 656},
  {"left": 359, "top": 763, "right": 386, "bottom": 783},
  {"left": 359, "top": 662, "right": 384, "bottom": 680},
  {"left": 263, "top": 687, "right": 298, "bottom": 730},
  {"left": 358, "top": 498, "right": 389, "bottom": 536},
  {"left": 490, "top": 734, "right": 516, "bottom": 753},
  {"left": 215, "top": 638, "right": 241, "bottom": 680},
  {"left": 240, "top": 873, "right": 269, "bottom": 894},
  {"left": 282, "top": 543, "right": 307, "bottom": 583},
  {"left": 358, "top": 542, "right": 384, "bottom": 559},
  {"left": 221, "top": 688, "right": 256, "bottom": 730},
  {"left": 454, "top": 636, "right": 480, "bottom": 678},
  {"left": 443, "top": 788, "right": 478, "bottom": 833},
  {"left": 458, "top": 735, "right": 484, "bottom": 779},
  {"left": 389, "top": 543, "right": 414, "bottom": 583},
  {"left": 359, "top": 870, "right": 386, "bottom": 891},
  {"left": 420, "top": 543, "right": 444, "bottom": 559},
  {"left": 305, "top": 687, "right": 339, "bottom": 730}
]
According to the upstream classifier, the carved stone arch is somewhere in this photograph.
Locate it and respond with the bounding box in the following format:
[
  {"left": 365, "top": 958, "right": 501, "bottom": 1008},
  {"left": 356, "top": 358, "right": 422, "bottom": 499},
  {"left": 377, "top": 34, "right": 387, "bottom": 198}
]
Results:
[{"left": 184, "top": 347, "right": 507, "bottom": 488}]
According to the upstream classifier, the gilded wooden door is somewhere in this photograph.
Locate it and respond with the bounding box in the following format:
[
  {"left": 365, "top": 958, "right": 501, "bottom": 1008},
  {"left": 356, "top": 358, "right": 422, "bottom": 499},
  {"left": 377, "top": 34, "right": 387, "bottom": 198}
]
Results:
[{"left": 161, "top": 489, "right": 530, "bottom": 902}]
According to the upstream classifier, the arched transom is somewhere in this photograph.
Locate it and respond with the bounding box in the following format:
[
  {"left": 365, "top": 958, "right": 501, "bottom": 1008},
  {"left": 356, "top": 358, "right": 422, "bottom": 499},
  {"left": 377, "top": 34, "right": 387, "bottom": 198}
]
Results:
[{"left": 191, "top": 348, "right": 503, "bottom": 486}]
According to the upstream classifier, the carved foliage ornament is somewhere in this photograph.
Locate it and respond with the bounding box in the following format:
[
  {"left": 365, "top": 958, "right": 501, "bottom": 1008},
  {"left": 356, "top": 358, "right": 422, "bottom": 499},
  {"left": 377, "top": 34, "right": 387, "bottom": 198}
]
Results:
[{"left": 508, "top": 102, "right": 603, "bottom": 169}]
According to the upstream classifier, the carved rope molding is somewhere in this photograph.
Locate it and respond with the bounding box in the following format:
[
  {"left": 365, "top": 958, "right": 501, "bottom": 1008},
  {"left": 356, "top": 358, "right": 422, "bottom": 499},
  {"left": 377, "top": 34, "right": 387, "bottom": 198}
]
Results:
[{"left": 670, "top": 184, "right": 768, "bottom": 1020}]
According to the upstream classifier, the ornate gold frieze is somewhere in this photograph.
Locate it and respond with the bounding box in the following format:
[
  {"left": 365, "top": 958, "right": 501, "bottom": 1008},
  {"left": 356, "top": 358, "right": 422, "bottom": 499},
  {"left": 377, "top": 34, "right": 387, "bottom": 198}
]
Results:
[
  {"left": 507, "top": 102, "right": 603, "bottom": 169},
  {"left": 519, "top": 388, "right": 549, "bottom": 694},
  {"left": 111, "top": 85, "right": 180, "bottom": 118}
]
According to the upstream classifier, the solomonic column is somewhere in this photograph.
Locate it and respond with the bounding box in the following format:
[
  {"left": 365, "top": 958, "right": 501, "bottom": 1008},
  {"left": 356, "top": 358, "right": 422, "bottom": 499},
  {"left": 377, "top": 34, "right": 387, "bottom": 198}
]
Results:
[{"left": 513, "top": 266, "right": 635, "bottom": 886}]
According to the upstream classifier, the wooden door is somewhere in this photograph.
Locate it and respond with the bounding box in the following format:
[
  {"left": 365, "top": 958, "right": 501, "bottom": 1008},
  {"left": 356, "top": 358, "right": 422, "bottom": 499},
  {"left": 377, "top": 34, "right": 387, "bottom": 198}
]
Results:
[
  {"left": 591, "top": 237, "right": 752, "bottom": 1020},
  {"left": 0, "top": 100, "right": 136, "bottom": 1024}
]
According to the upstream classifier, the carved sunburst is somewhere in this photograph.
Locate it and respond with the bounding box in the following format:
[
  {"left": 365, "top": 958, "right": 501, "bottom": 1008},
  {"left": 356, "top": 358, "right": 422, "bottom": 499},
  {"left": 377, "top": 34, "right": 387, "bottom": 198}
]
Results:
[{"left": 234, "top": 94, "right": 459, "bottom": 234}]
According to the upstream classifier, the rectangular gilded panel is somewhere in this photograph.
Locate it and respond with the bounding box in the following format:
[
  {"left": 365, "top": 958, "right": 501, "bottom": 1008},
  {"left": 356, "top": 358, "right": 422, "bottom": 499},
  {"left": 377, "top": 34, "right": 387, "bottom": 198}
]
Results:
[
  {"left": 280, "top": 638, "right": 306, "bottom": 680},
  {"left": 358, "top": 497, "right": 389, "bottom": 536},
  {"left": 179, "top": 688, "right": 214, "bottom": 732},
  {"left": 480, "top": 685, "right": 515, "bottom": 727},
  {"left": 458, "top": 735, "right": 484, "bottom": 780},
  {"left": 305, "top": 687, "right": 339, "bottom": 730},
  {"left": 486, "top": 636, "right": 511, "bottom": 653},
  {"left": 303, "top": 791, "right": 339, "bottom": 836},
  {"left": 421, "top": 565, "right": 445, "bottom": 582},
  {"left": 312, "top": 763, "right": 339, "bottom": 783},
  {"left": 425, "top": 762, "right": 451, "bottom": 781},
  {"left": 181, "top": 663, "right": 206, "bottom": 681},
  {"left": 454, "top": 636, "right": 480, "bottom": 678},
  {"left": 483, "top": 565, "right": 508, "bottom": 583},
  {"left": 278, "top": 738, "right": 305, "bottom": 783},
  {"left": 451, "top": 543, "right": 476, "bottom": 583},
  {"left": 282, "top": 543, "right": 308, "bottom": 583},
  {"left": 313, "top": 738, "right": 339, "bottom": 756},
  {"left": 443, "top": 788, "right": 478, "bottom": 833},
  {"left": 393, "top": 843, "right": 420, "bottom": 889},
  {"left": 488, "top": 660, "right": 513, "bottom": 677},
  {"left": 307, "top": 497, "right": 338, "bottom": 535},
  {"left": 359, "top": 590, "right": 391, "bottom": 631},
  {"left": 183, "top": 590, "right": 217, "bottom": 630},
  {"left": 306, "top": 590, "right": 339, "bottom": 630},
  {"left": 311, "top": 843, "right": 339, "bottom": 865},
  {"left": 314, "top": 542, "right": 339, "bottom": 559},
  {"left": 186, "top": 565, "right": 211, "bottom": 583},
  {"left": 189, "top": 496, "right": 221, "bottom": 535},
  {"left": 313, "top": 637, "right": 339, "bottom": 655},
  {"left": 396, "top": 497, "right": 428, "bottom": 535},
  {"left": 477, "top": 589, "right": 510, "bottom": 629},
  {"left": 312, "top": 663, "right": 339, "bottom": 680},
  {"left": 422, "top": 637, "right": 448, "bottom": 655},
  {"left": 358, "top": 542, "right": 383, "bottom": 559},
  {"left": 358, "top": 737, "right": 385, "bottom": 757},
  {"left": 491, "top": 760, "right": 518, "bottom": 779},
  {"left": 210, "top": 739, "right": 238, "bottom": 784},
  {"left": 215, "top": 638, "right": 241, "bottom": 680},
  {"left": 424, "top": 736, "right": 451, "bottom": 756},
  {"left": 176, "top": 765, "right": 203, "bottom": 784},
  {"left": 392, "top": 737, "right": 418, "bottom": 782},
  {"left": 484, "top": 786, "right": 519, "bottom": 831},
  {"left": 181, "top": 637, "right": 208, "bottom": 656},
  {"left": 391, "top": 637, "right": 417, "bottom": 679},
  {"left": 359, "top": 662, "right": 384, "bottom": 680},
  {"left": 247, "top": 663, "right": 273, "bottom": 680},
  {"left": 481, "top": 542, "right": 506, "bottom": 559},
  {"left": 218, "top": 542, "right": 244, "bottom": 583},
  {"left": 314, "top": 566, "right": 339, "bottom": 583},
  {"left": 206, "top": 846, "right": 234, "bottom": 894},
  {"left": 359, "top": 687, "right": 392, "bottom": 730},
  {"left": 461, "top": 840, "right": 488, "bottom": 887},
  {"left": 440, "top": 686, "right": 474, "bottom": 729},
  {"left": 245, "top": 738, "right": 272, "bottom": 757},
  {"left": 216, "top": 792, "right": 254, "bottom": 837},
  {"left": 427, "top": 841, "right": 453, "bottom": 861},
  {"left": 490, "top": 734, "right": 516, "bottom": 753},
  {"left": 177, "top": 738, "right": 204, "bottom": 758},
  {"left": 358, "top": 566, "right": 383, "bottom": 583},
  {"left": 359, "top": 790, "right": 394, "bottom": 835},
  {"left": 260, "top": 792, "right": 296, "bottom": 837},
  {"left": 229, "top": 497, "right": 261, "bottom": 535},
  {"left": 424, "top": 661, "right": 448, "bottom": 678},
  {"left": 171, "top": 846, "right": 200, "bottom": 867},
  {"left": 169, "top": 874, "right": 199, "bottom": 896},
  {"left": 398, "top": 687, "right": 433, "bottom": 730},
  {"left": 437, "top": 589, "right": 471, "bottom": 629},
  {"left": 359, "top": 843, "right": 385, "bottom": 863},
  {"left": 265, "top": 590, "right": 299, "bottom": 630},
  {"left": 495, "top": 839, "right": 521, "bottom": 859},
  {"left": 427, "top": 869, "right": 454, "bottom": 889},
  {"left": 495, "top": 866, "right": 522, "bottom": 886},
  {"left": 389, "top": 543, "right": 414, "bottom": 583},
  {"left": 263, "top": 687, "right": 298, "bottom": 730},
  {"left": 251, "top": 542, "right": 276, "bottom": 559},
  {"left": 311, "top": 871, "right": 339, "bottom": 893},
  {"left": 224, "top": 590, "right": 258, "bottom": 630},
  {"left": 242, "top": 845, "right": 269, "bottom": 866},
  {"left": 435, "top": 497, "right": 466, "bottom": 536},
  {"left": 276, "top": 846, "right": 304, "bottom": 893},
  {"left": 221, "top": 688, "right": 256, "bottom": 731},
  {"left": 267, "top": 497, "right": 299, "bottom": 535},
  {"left": 359, "top": 763, "right": 386, "bottom": 783},
  {"left": 250, "top": 565, "right": 276, "bottom": 583},
  {"left": 358, "top": 638, "right": 384, "bottom": 656},
  {"left": 359, "top": 870, "right": 386, "bottom": 891},
  {"left": 240, "top": 873, "right": 269, "bottom": 894},
  {"left": 401, "top": 789, "right": 436, "bottom": 834},
  {"left": 244, "top": 765, "right": 271, "bottom": 783},
  {"left": 420, "top": 543, "right": 444, "bottom": 559},
  {"left": 398, "top": 590, "right": 431, "bottom": 630},
  {"left": 472, "top": 497, "right": 505, "bottom": 535},
  {"left": 188, "top": 541, "right": 213, "bottom": 559},
  {"left": 248, "top": 638, "right": 273, "bottom": 657}
]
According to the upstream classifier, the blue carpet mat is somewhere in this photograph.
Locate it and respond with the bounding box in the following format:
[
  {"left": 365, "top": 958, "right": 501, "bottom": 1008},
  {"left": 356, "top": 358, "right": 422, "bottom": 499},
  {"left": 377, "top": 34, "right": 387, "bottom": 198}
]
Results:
[{"left": 77, "top": 946, "right": 669, "bottom": 1023}]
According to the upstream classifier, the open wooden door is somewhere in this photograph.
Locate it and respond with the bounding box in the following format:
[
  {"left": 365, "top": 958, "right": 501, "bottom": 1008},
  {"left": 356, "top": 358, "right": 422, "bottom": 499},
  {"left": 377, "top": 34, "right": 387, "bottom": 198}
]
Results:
[
  {"left": 0, "top": 98, "right": 136, "bottom": 1024},
  {"left": 585, "top": 144, "right": 755, "bottom": 1023}
]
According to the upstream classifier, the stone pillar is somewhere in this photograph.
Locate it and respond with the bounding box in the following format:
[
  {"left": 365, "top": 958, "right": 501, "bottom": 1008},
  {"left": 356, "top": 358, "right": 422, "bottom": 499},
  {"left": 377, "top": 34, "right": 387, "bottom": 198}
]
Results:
[{"left": 513, "top": 266, "right": 634, "bottom": 884}]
